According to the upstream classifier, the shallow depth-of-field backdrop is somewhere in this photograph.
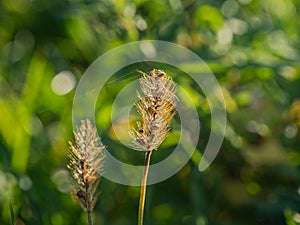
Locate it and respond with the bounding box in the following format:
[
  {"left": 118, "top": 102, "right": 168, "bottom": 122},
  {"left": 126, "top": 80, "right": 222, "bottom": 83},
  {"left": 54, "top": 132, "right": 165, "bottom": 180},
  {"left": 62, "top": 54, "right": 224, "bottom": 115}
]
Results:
[{"left": 1, "top": 0, "right": 300, "bottom": 225}]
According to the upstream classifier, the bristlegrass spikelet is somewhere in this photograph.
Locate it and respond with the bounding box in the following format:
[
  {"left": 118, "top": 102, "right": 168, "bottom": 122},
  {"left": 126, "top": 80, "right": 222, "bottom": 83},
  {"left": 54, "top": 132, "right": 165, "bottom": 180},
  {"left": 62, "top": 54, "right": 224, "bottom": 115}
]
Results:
[
  {"left": 67, "top": 119, "right": 105, "bottom": 225},
  {"left": 130, "top": 69, "right": 177, "bottom": 225}
]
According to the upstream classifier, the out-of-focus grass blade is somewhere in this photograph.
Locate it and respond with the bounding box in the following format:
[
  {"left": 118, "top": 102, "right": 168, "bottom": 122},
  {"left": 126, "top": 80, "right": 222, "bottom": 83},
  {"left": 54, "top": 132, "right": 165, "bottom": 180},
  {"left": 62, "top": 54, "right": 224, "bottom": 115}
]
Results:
[{"left": 9, "top": 200, "right": 14, "bottom": 225}]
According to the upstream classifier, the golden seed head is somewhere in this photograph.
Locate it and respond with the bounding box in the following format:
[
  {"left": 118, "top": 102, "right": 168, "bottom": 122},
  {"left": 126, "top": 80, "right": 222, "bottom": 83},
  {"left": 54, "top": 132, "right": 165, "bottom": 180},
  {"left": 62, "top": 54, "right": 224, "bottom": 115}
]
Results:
[
  {"left": 130, "top": 69, "right": 177, "bottom": 151},
  {"left": 67, "top": 119, "right": 105, "bottom": 212}
]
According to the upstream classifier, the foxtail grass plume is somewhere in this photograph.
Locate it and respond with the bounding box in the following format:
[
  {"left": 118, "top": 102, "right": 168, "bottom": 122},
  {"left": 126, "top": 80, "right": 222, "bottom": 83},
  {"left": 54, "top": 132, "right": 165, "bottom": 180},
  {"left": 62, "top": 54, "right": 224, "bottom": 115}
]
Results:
[
  {"left": 130, "top": 69, "right": 178, "bottom": 225},
  {"left": 67, "top": 119, "right": 105, "bottom": 225},
  {"left": 130, "top": 69, "right": 177, "bottom": 151}
]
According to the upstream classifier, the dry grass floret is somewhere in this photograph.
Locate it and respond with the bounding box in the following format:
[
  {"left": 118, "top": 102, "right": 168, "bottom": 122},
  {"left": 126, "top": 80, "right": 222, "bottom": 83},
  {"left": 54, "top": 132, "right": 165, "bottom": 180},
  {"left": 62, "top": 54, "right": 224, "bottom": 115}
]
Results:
[
  {"left": 130, "top": 69, "right": 177, "bottom": 151},
  {"left": 67, "top": 119, "right": 105, "bottom": 225}
]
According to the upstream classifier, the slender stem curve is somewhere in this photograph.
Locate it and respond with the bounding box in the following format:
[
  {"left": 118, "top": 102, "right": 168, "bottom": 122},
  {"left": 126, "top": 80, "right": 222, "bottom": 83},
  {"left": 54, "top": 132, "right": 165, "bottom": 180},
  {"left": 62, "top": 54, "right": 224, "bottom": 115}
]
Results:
[{"left": 138, "top": 150, "right": 152, "bottom": 225}]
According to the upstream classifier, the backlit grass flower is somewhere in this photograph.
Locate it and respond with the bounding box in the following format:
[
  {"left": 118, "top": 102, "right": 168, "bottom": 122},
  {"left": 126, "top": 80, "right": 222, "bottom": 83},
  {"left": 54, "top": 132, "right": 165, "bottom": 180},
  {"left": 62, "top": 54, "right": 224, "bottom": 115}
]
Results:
[
  {"left": 67, "top": 119, "right": 105, "bottom": 225},
  {"left": 130, "top": 69, "right": 177, "bottom": 225},
  {"left": 130, "top": 69, "right": 177, "bottom": 151}
]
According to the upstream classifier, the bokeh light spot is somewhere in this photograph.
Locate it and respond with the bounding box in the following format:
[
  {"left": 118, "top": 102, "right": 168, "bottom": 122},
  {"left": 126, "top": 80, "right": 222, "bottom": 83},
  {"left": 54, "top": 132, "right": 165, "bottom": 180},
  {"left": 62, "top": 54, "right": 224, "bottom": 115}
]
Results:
[
  {"left": 51, "top": 71, "right": 76, "bottom": 96},
  {"left": 139, "top": 42, "right": 156, "bottom": 58},
  {"left": 221, "top": 0, "right": 239, "bottom": 18},
  {"left": 284, "top": 124, "right": 297, "bottom": 139},
  {"left": 19, "top": 176, "right": 32, "bottom": 191},
  {"left": 136, "top": 17, "right": 147, "bottom": 31},
  {"left": 246, "top": 182, "right": 260, "bottom": 195}
]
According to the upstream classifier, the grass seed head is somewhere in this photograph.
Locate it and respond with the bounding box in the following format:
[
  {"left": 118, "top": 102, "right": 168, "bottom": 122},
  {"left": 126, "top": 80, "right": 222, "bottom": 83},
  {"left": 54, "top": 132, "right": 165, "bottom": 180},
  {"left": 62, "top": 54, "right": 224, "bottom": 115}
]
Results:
[
  {"left": 67, "top": 119, "right": 105, "bottom": 212},
  {"left": 130, "top": 69, "right": 178, "bottom": 151}
]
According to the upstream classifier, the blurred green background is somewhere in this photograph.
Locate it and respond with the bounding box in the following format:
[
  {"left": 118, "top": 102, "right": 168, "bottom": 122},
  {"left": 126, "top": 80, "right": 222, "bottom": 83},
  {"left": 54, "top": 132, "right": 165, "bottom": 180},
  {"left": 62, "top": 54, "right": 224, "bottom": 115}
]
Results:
[{"left": 1, "top": 0, "right": 300, "bottom": 224}]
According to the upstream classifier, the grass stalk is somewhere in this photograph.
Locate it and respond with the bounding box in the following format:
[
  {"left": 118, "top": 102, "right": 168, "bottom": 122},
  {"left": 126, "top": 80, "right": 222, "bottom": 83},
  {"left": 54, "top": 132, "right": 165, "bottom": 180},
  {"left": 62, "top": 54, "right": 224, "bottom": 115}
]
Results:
[
  {"left": 88, "top": 210, "right": 93, "bottom": 225},
  {"left": 138, "top": 150, "right": 152, "bottom": 225},
  {"left": 9, "top": 200, "right": 14, "bottom": 225}
]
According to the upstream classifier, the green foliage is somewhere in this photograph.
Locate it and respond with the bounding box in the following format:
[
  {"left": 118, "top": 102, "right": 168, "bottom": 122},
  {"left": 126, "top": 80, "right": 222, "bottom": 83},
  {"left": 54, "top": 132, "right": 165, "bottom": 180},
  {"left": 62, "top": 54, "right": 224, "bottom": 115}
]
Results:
[{"left": 1, "top": 0, "right": 300, "bottom": 225}]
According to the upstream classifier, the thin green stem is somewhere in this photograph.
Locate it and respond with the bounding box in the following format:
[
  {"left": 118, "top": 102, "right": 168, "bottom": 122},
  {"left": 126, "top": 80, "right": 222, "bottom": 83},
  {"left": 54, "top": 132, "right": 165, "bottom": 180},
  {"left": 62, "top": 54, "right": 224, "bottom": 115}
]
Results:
[{"left": 138, "top": 150, "right": 152, "bottom": 225}]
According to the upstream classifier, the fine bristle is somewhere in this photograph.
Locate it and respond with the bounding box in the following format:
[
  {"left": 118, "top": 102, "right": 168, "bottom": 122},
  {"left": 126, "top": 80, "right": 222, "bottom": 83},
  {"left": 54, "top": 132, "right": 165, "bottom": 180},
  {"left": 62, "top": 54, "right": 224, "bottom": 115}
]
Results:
[
  {"left": 67, "top": 119, "right": 105, "bottom": 212},
  {"left": 130, "top": 69, "right": 178, "bottom": 151}
]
